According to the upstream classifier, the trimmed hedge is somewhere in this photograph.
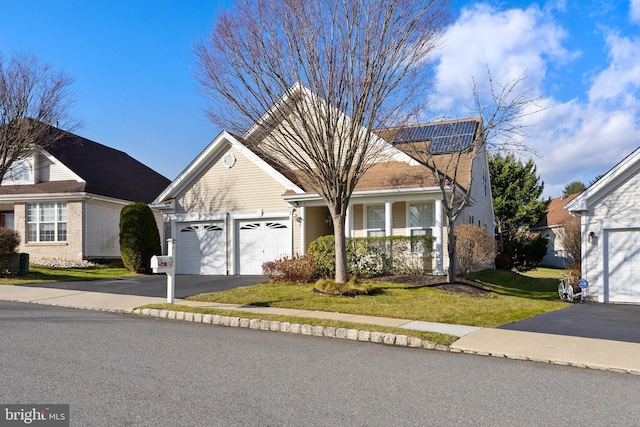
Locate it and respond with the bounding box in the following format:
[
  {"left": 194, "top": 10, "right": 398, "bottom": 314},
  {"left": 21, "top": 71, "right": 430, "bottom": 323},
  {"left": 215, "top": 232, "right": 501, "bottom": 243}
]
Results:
[
  {"left": 306, "top": 234, "right": 435, "bottom": 279},
  {"left": 119, "top": 202, "right": 161, "bottom": 274},
  {"left": 0, "top": 228, "right": 20, "bottom": 276}
]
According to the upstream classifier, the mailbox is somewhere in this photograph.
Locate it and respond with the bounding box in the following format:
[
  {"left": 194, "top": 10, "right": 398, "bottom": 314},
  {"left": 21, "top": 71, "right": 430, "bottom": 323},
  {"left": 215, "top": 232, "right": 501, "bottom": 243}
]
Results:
[{"left": 151, "top": 255, "right": 174, "bottom": 273}]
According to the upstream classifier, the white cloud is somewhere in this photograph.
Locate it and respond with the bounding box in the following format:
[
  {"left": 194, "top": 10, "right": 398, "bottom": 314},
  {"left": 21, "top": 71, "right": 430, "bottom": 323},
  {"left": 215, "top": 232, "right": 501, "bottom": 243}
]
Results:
[
  {"left": 631, "top": 0, "right": 640, "bottom": 22},
  {"left": 430, "top": 2, "right": 640, "bottom": 198},
  {"left": 588, "top": 31, "right": 640, "bottom": 106},
  {"left": 430, "top": 3, "right": 571, "bottom": 112}
]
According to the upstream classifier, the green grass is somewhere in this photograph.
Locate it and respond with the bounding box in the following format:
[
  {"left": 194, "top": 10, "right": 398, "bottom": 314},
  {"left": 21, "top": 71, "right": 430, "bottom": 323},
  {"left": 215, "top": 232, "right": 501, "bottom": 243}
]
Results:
[
  {"left": 136, "top": 303, "right": 458, "bottom": 346},
  {"left": 0, "top": 262, "right": 134, "bottom": 285},
  {"left": 184, "top": 268, "right": 569, "bottom": 328}
]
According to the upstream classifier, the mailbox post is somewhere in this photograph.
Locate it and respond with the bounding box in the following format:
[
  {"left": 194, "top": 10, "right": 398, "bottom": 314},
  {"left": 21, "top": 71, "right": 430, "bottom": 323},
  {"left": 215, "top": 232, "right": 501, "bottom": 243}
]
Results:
[{"left": 151, "top": 239, "right": 176, "bottom": 304}]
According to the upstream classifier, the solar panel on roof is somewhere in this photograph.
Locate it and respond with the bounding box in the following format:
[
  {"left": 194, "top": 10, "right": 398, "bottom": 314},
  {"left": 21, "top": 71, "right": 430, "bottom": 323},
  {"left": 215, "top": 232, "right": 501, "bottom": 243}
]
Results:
[{"left": 392, "top": 120, "right": 477, "bottom": 154}]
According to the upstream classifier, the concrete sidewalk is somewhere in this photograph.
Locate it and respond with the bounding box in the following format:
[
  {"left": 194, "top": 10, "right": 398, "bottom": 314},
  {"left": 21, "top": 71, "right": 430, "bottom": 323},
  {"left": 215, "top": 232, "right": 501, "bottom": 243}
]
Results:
[{"left": 2, "top": 285, "right": 639, "bottom": 375}]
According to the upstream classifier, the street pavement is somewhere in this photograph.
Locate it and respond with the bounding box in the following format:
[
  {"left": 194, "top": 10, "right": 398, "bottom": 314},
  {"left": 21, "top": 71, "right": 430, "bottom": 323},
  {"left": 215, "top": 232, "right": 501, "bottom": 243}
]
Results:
[{"left": 3, "top": 275, "right": 640, "bottom": 375}]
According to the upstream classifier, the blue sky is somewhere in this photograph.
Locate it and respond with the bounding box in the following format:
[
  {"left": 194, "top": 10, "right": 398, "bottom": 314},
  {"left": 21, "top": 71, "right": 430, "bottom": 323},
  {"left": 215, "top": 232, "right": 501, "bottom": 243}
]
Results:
[{"left": 2, "top": 0, "right": 639, "bottom": 198}]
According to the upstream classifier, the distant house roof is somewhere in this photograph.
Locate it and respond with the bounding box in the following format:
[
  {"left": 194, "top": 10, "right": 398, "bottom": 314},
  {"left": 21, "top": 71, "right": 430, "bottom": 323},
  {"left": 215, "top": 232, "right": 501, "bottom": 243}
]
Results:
[
  {"left": 0, "top": 127, "right": 171, "bottom": 203},
  {"left": 531, "top": 192, "right": 581, "bottom": 230}
]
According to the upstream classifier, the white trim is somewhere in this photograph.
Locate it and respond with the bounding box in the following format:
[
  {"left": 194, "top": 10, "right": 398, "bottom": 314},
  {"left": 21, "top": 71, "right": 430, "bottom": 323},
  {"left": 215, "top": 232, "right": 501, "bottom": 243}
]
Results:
[
  {"left": 169, "top": 212, "right": 227, "bottom": 222},
  {"left": 566, "top": 146, "right": 640, "bottom": 212},
  {"left": 0, "top": 192, "right": 132, "bottom": 206}
]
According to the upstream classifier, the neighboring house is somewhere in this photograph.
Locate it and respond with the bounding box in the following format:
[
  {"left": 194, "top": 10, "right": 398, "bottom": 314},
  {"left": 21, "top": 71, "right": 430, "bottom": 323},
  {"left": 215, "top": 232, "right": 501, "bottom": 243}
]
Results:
[
  {"left": 565, "top": 147, "right": 640, "bottom": 303},
  {"left": 153, "top": 89, "right": 494, "bottom": 276},
  {"left": 0, "top": 126, "right": 171, "bottom": 262},
  {"left": 530, "top": 192, "right": 581, "bottom": 268}
]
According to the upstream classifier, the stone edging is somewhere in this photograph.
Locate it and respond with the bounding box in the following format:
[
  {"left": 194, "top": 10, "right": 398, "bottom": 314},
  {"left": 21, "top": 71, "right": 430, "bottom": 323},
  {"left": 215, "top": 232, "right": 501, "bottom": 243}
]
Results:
[
  {"left": 133, "top": 308, "right": 450, "bottom": 351},
  {"left": 133, "top": 308, "right": 640, "bottom": 375}
]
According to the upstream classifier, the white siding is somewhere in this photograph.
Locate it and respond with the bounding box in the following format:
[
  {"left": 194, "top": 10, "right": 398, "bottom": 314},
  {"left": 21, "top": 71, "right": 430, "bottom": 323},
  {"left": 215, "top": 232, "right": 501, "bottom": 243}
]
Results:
[
  {"left": 582, "top": 168, "right": 640, "bottom": 301},
  {"left": 84, "top": 200, "right": 125, "bottom": 258},
  {"left": 176, "top": 145, "right": 290, "bottom": 214},
  {"left": 37, "top": 153, "right": 79, "bottom": 182}
]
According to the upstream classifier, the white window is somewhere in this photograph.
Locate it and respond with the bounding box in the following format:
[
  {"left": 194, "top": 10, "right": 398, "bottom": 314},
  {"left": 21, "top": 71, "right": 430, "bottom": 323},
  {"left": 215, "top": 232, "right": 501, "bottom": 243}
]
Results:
[
  {"left": 366, "top": 205, "right": 385, "bottom": 237},
  {"left": 27, "top": 202, "right": 67, "bottom": 242},
  {"left": 468, "top": 214, "right": 475, "bottom": 225},
  {"left": 408, "top": 203, "right": 434, "bottom": 252},
  {"left": 408, "top": 203, "right": 434, "bottom": 237},
  {"left": 482, "top": 168, "right": 488, "bottom": 198},
  {"left": 3, "top": 159, "right": 32, "bottom": 184}
]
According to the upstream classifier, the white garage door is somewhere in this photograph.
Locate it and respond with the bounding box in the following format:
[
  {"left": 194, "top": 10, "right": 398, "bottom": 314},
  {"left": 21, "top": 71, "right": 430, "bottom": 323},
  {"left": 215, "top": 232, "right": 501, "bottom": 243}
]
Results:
[
  {"left": 176, "top": 222, "right": 226, "bottom": 275},
  {"left": 238, "top": 219, "right": 290, "bottom": 275},
  {"left": 606, "top": 228, "right": 640, "bottom": 302}
]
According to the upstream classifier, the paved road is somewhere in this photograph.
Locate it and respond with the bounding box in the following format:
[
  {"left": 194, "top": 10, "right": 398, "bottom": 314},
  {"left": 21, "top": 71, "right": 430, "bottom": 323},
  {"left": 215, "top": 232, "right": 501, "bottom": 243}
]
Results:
[
  {"left": 21, "top": 274, "right": 264, "bottom": 298},
  {"left": 2, "top": 301, "right": 640, "bottom": 426},
  {"left": 500, "top": 302, "right": 640, "bottom": 343}
]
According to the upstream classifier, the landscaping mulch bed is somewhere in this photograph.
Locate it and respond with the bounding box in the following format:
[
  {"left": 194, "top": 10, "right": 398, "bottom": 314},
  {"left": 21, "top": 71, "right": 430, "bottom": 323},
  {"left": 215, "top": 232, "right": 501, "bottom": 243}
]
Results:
[{"left": 374, "top": 274, "right": 492, "bottom": 297}]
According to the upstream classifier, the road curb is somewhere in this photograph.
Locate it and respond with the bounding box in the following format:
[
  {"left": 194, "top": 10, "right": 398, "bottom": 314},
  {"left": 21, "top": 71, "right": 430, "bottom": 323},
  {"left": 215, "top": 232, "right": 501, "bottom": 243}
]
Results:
[{"left": 133, "top": 308, "right": 450, "bottom": 352}]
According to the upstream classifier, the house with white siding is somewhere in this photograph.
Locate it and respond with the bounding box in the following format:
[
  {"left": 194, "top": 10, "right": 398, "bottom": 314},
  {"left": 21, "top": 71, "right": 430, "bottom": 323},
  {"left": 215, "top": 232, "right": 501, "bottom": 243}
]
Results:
[
  {"left": 565, "top": 147, "right": 640, "bottom": 303},
  {"left": 0, "top": 126, "right": 170, "bottom": 262},
  {"left": 153, "top": 89, "right": 494, "bottom": 276}
]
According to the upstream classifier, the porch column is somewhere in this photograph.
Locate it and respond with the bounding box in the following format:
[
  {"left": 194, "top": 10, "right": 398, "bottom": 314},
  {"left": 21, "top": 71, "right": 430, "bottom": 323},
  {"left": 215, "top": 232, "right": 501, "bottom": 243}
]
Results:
[
  {"left": 433, "top": 199, "right": 445, "bottom": 275},
  {"left": 385, "top": 201, "right": 393, "bottom": 236},
  {"left": 298, "top": 206, "right": 306, "bottom": 254},
  {"left": 345, "top": 205, "right": 352, "bottom": 238}
]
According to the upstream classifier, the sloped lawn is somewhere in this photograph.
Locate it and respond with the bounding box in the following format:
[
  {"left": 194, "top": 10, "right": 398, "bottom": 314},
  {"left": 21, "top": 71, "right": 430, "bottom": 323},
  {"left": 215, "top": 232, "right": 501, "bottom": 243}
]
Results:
[{"left": 187, "top": 268, "right": 569, "bottom": 328}]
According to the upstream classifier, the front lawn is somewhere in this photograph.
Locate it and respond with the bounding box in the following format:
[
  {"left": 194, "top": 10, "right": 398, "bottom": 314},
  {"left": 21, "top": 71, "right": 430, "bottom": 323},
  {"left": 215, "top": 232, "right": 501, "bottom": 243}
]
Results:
[
  {"left": 187, "top": 268, "right": 569, "bottom": 328},
  {"left": 0, "top": 262, "right": 133, "bottom": 285}
]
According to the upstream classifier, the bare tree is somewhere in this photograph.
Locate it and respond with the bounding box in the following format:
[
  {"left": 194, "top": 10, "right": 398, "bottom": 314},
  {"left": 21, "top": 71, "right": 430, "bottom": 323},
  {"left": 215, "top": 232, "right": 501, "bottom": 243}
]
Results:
[
  {"left": 195, "top": 0, "right": 450, "bottom": 283},
  {"left": 399, "top": 69, "right": 543, "bottom": 282},
  {"left": 558, "top": 216, "right": 581, "bottom": 271},
  {"left": 456, "top": 224, "right": 497, "bottom": 277},
  {"left": 0, "top": 52, "right": 76, "bottom": 182}
]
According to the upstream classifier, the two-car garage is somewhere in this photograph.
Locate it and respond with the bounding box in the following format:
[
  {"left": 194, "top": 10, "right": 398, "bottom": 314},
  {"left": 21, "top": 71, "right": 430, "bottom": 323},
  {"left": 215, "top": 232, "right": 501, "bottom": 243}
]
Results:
[{"left": 174, "top": 217, "right": 291, "bottom": 275}]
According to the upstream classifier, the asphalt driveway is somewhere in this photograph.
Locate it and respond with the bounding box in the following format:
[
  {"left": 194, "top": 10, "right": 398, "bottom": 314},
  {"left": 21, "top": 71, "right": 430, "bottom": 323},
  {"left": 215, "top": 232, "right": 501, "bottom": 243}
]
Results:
[
  {"left": 499, "top": 302, "right": 640, "bottom": 344},
  {"left": 21, "top": 274, "right": 265, "bottom": 299}
]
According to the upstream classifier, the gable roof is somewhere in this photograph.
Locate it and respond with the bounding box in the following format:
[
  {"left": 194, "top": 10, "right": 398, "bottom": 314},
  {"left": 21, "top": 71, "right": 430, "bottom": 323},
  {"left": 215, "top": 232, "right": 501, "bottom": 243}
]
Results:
[
  {"left": 0, "top": 126, "right": 171, "bottom": 203},
  {"left": 154, "top": 131, "right": 305, "bottom": 204},
  {"left": 566, "top": 146, "right": 640, "bottom": 212},
  {"left": 531, "top": 192, "right": 580, "bottom": 230}
]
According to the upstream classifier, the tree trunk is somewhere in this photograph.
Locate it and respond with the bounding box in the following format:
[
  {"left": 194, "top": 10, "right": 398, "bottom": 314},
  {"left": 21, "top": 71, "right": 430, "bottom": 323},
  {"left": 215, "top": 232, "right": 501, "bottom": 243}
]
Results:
[
  {"left": 447, "top": 219, "right": 456, "bottom": 283},
  {"left": 332, "top": 213, "right": 348, "bottom": 284}
]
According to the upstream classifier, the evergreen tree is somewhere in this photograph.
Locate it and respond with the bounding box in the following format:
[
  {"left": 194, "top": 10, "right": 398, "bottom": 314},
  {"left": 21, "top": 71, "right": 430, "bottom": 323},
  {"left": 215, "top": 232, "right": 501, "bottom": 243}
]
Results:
[
  {"left": 563, "top": 181, "right": 586, "bottom": 196},
  {"left": 119, "top": 202, "right": 161, "bottom": 274},
  {"left": 488, "top": 153, "right": 547, "bottom": 264}
]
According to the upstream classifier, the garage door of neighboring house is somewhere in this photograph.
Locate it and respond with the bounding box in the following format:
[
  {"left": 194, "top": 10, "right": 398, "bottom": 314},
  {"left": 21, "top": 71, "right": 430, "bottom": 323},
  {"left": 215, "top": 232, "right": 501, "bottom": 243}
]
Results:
[
  {"left": 605, "top": 228, "right": 640, "bottom": 303},
  {"left": 238, "top": 219, "right": 291, "bottom": 275},
  {"left": 176, "top": 222, "right": 226, "bottom": 275}
]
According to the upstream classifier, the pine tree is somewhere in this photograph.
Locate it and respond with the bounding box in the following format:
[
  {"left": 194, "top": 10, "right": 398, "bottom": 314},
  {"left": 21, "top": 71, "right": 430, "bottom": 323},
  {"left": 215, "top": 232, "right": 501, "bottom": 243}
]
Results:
[{"left": 489, "top": 153, "right": 547, "bottom": 257}]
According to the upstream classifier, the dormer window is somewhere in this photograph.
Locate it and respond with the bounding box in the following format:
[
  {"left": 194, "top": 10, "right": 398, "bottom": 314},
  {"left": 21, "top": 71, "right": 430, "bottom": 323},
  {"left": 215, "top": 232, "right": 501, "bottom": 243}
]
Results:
[{"left": 3, "top": 159, "right": 33, "bottom": 184}]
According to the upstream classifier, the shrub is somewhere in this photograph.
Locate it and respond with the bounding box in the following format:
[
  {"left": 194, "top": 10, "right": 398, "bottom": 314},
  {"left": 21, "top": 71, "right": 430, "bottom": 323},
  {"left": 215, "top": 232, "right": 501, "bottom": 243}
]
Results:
[
  {"left": 313, "top": 276, "right": 375, "bottom": 296},
  {"left": 0, "top": 228, "right": 21, "bottom": 276},
  {"left": 119, "top": 202, "right": 161, "bottom": 274},
  {"left": 558, "top": 216, "right": 581, "bottom": 271},
  {"left": 307, "top": 234, "right": 435, "bottom": 278},
  {"left": 455, "top": 224, "right": 497, "bottom": 277},
  {"left": 512, "top": 233, "right": 548, "bottom": 272},
  {"left": 262, "top": 253, "right": 316, "bottom": 283}
]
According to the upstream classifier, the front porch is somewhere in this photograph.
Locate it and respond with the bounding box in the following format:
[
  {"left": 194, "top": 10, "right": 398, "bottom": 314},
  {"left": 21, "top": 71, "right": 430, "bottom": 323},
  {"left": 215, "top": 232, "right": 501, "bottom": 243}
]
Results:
[{"left": 290, "top": 195, "right": 447, "bottom": 275}]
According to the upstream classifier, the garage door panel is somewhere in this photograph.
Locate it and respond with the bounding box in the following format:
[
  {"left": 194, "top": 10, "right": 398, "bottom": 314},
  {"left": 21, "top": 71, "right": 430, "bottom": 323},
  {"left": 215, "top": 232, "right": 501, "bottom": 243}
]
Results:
[
  {"left": 606, "top": 229, "right": 640, "bottom": 303},
  {"left": 238, "top": 219, "right": 290, "bottom": 275},
  {"left": 177, "top": 222, "right": 226, "bottom": 275}
]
